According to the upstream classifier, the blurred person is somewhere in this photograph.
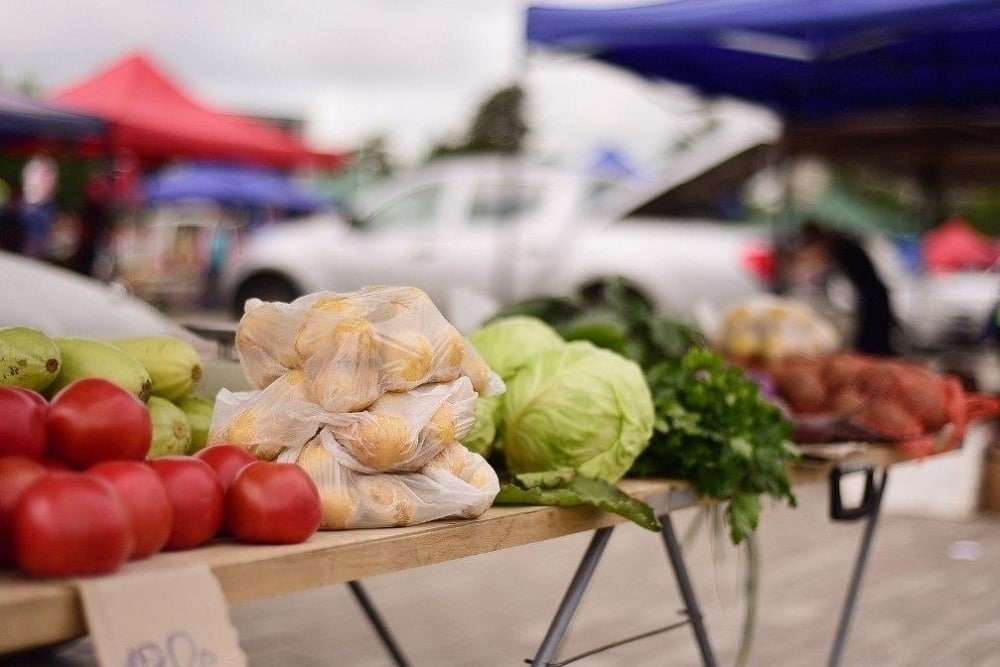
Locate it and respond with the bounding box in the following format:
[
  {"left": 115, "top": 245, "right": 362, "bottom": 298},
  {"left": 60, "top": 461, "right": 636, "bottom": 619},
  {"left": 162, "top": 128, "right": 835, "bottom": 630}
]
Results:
[
  {"left": 19, "top": 155, "right": 61, "bottom": 262},
  {"left": 71, "top": 173, "right": 114, "bottom": 276},
  {"left": 782, "top": 220, "right": 900, "bottom": 356},
  {"left": 984, "top": 290, "right": 1000, "bottom": 350},
  {"left": 45, "top": 211, "right": 84, "bottom": 269},
  {"left": 0, "top": 183, "right": 25, "bottom": 252},
  {"left": 201, "top": 211, "right": 241, "bottom": 308}
]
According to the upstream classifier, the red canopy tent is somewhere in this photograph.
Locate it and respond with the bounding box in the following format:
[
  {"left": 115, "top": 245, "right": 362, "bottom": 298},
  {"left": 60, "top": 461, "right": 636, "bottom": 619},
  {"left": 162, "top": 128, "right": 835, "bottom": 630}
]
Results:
[
  {"left": 922, "top": 215, "right": 1000, "bottom": 274},
  {"left": 49, "top": 51, "right": 347, "bottom": 171}
]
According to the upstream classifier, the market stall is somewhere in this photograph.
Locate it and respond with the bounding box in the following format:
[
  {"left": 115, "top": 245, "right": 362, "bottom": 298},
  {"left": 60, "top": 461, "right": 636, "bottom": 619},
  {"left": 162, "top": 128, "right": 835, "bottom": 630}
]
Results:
[{"left": 5, "top": 287, "right": 994, "bottom": 666}]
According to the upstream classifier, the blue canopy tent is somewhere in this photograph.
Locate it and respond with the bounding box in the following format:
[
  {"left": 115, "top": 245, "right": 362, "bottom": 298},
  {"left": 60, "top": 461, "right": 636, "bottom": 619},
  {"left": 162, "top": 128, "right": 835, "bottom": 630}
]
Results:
[
  {"left": 0, "top": 90, "right": 106, "bottom": 144},
  {"left": 143, "top": 162, "right": 329, "bottom": 215},
  {"left": 526, "top": 0, "right": 1000, "bottom": 187},
  {"left": 527, "top": 0, "right": 1000, "bottom": 119}
]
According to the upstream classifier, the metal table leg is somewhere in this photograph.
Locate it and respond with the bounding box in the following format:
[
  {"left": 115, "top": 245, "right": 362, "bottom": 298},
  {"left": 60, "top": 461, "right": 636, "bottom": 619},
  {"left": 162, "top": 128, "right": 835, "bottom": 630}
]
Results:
[
  {"left": 660, "top": 513, "right": 718, "bottom": 667},
  {"left": 529, "top": 513, "right": 723, "bottom": 667},
  {"left": 348, "top": 580, "right": 411, "bottom": 667},
  {"left": 529, "top": 526, "right": 615, "bottom": 666},
  {"left": 827, "top": 467, "right": 888, "bottom": 667}
]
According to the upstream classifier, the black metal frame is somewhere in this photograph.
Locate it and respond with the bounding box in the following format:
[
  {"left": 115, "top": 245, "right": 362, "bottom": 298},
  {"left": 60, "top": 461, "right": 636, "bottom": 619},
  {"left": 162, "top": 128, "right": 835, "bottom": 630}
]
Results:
[
  {"left": 525, "top": 514, "right": 718, "bottom": 667},
  {"left": 348, "top": 463, "right": 888, "bottom": 667},
  {"left": 348, "top": 581, "right": 412, "bottom": 667},
  {"left": 827, "top": 465, "right": 888, "bottom": 667}
]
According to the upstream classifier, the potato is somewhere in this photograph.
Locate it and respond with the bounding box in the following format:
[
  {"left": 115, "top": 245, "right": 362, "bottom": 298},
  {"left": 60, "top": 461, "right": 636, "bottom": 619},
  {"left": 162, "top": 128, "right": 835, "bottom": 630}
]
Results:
[
  {"left": 337, "top": 413, "right": 414, "bottom": 472},
  {"left": 294, "top": 440, "right": 359, "bottom": 529},
  {"left": 378, "top": 329, "right": 434, "bottom": 389},
  {"left": 354, "top": 474, "right": 418, "bottom": 527}
]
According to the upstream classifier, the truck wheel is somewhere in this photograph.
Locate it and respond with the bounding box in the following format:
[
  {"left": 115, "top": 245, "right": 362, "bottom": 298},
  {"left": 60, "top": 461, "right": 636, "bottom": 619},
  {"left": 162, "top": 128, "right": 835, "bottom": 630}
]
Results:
[
  {"left": 232, "top": 274, "right": 300, "bottom": 316},
  {"left": 579, "top": 279, "right": 652, "bottom": 312}
]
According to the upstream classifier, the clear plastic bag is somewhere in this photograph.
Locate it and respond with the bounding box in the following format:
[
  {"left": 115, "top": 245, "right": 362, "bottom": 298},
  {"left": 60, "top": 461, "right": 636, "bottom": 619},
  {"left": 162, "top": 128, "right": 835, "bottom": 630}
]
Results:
[
  {"left": 208, "top": 370, "right": 320, "bottom": 460},
  {"left": 420, "top": 441, "right": 500, "bottom": 518},
  {"left": 211, "top": 375, "right": 479, "bottom": 475},
  {"left": 315, "top": 376, "right": 478, "bottom": 474},
  {"left": 284, "top": 436, "right": 499, "bottom": 529},
  {"left": 715, "top": 295, "right": 840, "bottom": 363},
  {"left": 235, "top": 287, "right": 504, "bottom": 403}
]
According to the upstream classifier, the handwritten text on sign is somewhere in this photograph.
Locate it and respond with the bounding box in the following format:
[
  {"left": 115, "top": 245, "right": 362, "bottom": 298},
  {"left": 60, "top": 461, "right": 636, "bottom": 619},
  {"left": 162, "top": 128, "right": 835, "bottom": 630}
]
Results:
[
  {"left": 124, "top": 629, "right": 216, "bottom": 666},
  {"left": 78, "top": 563, "right": 246, "bottom": 667}
]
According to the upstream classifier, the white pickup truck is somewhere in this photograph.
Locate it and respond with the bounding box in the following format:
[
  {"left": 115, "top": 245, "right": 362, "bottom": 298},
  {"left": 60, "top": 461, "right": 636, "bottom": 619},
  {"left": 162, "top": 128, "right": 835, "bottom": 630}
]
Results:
[
  {"left": 219, "top": 142, "right": 779, "bottom": 332},
  {"left": 219, "top": 145, "right": 999, "bottom": 351}
]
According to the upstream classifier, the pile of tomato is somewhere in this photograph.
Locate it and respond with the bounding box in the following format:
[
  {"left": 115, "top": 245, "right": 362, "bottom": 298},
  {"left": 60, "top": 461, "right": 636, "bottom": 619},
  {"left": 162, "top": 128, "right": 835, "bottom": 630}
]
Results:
[{"left": 0, "top": 378, "right": 322, "bottom": 579}]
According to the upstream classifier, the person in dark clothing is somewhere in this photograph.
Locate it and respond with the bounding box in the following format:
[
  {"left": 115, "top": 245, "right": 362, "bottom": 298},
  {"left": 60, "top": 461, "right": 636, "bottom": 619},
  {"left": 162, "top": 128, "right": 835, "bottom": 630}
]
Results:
[
  {"left": 795, "top": 221, "right": 899, "bottom": 356},
  {"left": 0, "top": 185, "right": 25, "bottom": 253},
  {"left": 71, "top": 174, "right": 113, "bottom": 276},
  {"left": 19, "top": 155, "right": 60, "bottom": 262}
]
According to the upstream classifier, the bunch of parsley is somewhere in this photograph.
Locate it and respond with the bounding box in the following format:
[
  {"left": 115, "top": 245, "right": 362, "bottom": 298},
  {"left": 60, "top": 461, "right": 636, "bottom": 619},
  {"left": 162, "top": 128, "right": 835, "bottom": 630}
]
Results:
[{"left": 630, "top": 347, "right": 799, "bottom": 544}]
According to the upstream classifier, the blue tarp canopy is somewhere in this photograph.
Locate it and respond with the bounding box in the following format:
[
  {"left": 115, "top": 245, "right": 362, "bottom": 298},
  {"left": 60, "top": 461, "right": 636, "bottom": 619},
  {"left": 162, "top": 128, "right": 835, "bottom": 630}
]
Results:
[
  {"left": 526, "top": 0, "right": 1000, "bottom": 120},
  {"left": 143, "top": 162, "right": 329, "bottom": 214},
  {"left": 526, "top": 0, "right": 1000, "bottom": 185},
  {"left": 0, "top": 90, "right": 106, "bottom": 143}
]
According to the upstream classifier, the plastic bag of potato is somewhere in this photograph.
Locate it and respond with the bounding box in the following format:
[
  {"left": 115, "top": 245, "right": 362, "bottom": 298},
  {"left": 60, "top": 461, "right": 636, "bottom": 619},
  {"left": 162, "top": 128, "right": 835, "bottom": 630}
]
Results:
[
  {"left": 234, "top": 286, "right": 504, "bottom": 406},
  {"left": 715, "top": 295, "right": 840, "bottom": 365},
  {"left": 316, "top": 376, "right": 478, "bottom": 474},
  {"left": 210, "top": 373, "right": 479, "bottom": 472},
  {"left": 279, "top": 435, "right": 499, "bottom": 529},
  {"left": 208, "top": 370, "right": 321, "bottom": 461},
  {"left": 216, "top": 286, "right": 504, "bottom": 529}
]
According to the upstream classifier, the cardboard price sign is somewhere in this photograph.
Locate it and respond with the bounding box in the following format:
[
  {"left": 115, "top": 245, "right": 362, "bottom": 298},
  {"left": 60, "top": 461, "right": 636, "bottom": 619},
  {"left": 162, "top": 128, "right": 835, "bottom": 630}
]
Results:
[{"left": 79, "top": 563, "right": 247, "bottom": 667}]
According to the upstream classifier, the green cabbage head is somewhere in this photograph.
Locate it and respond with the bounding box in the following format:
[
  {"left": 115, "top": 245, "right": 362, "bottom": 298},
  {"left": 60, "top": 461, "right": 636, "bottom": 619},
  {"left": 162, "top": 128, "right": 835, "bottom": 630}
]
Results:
[
  {"left": 461, "top": 394, "right": 502, "bottom": 458},
  {"left": 500, "top": 341, "right": 654, "bottom": 483},
  {"left": 468, "top": 315, "right": 565, "bottom": 382}
]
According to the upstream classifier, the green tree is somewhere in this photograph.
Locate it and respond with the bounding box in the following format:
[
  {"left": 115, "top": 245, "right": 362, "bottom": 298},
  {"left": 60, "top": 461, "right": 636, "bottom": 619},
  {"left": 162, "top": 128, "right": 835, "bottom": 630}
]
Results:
[
  {"left": 353, "top": 135, "right": 395, "bottom": 179},
  {"left": 0, "top": 68, "right": 41, "bottom": 96},
  {"left": 964, "top": 187, "right": 1000, "bottom": 236},
  {"left": 427, "top": 84, "right": 528, "bottom": 160}
]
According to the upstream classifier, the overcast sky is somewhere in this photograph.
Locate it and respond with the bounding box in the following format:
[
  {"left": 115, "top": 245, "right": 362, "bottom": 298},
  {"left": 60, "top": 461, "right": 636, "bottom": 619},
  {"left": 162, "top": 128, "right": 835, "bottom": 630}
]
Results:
[{"left": 0, "top": 1, "right": 775, "bottom": 168}]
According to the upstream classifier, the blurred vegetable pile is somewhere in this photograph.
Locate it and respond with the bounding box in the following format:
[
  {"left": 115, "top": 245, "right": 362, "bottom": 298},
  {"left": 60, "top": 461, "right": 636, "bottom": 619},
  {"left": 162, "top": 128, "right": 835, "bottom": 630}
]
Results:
[{"left": 475, "top": 280, "right": 799, "bottom": 545}]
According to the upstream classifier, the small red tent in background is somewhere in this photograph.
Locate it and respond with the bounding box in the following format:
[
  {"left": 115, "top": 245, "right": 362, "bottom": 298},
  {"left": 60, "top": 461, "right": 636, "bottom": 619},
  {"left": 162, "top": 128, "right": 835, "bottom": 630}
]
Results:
[
  {"left": 49, "top": 51, "right": 346, "bottom": 171},
  {"left": 922, "top": 215, "right": 1000, "bottom": 274}
]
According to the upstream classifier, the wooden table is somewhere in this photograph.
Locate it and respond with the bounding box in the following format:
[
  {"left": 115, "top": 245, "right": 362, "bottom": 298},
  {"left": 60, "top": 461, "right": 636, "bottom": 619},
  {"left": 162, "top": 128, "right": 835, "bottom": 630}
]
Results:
[{"left": 0, "top": 447, "right": 903, "bottom": 665}]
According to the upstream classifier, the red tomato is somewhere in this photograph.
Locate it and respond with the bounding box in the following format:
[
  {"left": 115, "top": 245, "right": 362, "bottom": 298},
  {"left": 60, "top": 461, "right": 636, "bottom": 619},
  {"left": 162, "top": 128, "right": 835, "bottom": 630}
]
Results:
[
  {"left": 193, "top": 444, "right": 257, "bottom": 491},
  {"left": 13, "top": 471, "right": 133, "bottom": 577},
  {"left": 226, "top": 461, "right": 321, "bottom": 545},
  {"left": 148, "top": 456, "right": 224, "bottom": 551},
  {"left": 10, "top": 386, "right": 48, "bottom": 409},
  {"left": 88, "top": 461, "right": 175, "bottom": 560},
  {"left": 0, "top": 386, "right": 48, "bottom": 460},
  {"left": 47, "top": 378, "right": 152, "bottom": 469},
  {"left": 0, "top": 457, "right": 48, "bottom": 567},
  {"left": 39, "top": 457, "right": 71, "bottom": 471}
]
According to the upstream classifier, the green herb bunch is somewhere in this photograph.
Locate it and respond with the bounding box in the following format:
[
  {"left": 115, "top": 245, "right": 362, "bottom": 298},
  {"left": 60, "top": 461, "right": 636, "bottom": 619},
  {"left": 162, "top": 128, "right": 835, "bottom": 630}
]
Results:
[{"left": 631, "top": 348, "right": 800, "bottom": 544}]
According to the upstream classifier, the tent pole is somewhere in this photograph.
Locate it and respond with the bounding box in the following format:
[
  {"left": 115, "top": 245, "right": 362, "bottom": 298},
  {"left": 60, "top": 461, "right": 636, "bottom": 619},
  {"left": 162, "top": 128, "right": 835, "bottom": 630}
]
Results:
[
  {"left": 918, "top": 162, "right": 946, "bottom": 231},
  {"left": 777, "top": 135, "right": 796, "bottom": 227}
]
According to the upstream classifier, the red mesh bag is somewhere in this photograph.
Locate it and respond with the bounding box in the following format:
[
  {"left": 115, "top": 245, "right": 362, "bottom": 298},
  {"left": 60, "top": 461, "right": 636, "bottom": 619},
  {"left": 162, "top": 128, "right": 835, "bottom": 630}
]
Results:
[{"left": 769, "top": 352, "right": 1000, "bottom": 459}]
